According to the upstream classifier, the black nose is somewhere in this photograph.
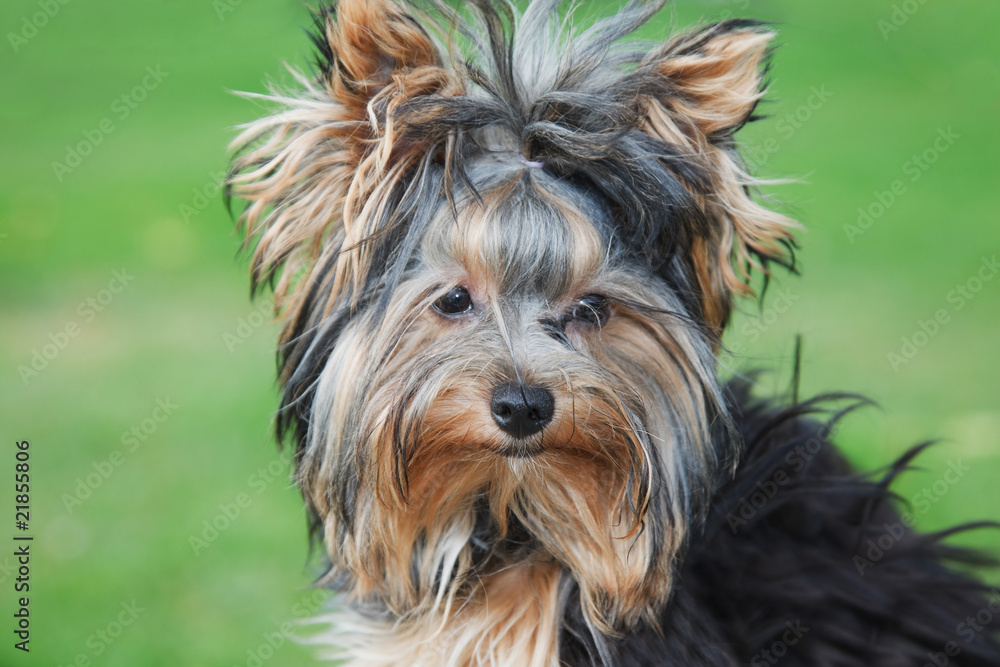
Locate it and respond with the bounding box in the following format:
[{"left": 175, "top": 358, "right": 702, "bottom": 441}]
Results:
[{"left": 490, "top": 383, "right": 555, "bottom": 438}]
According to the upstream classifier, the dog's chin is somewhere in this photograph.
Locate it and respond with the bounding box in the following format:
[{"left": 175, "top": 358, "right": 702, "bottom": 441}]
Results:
[{"left": 492, "top": 440, "right": 545, "bottom": 458}]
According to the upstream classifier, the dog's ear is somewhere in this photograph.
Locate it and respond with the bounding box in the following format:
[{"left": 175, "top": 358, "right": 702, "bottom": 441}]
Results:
[
  {"left": 641, "top": 21, "right": 796, "bottom": 332},
  {"left": 650, "top": 20, "right": 774, "bottom": 139},
  {"left": 228, "top": 0, "right": 457, "bottom": 319}
]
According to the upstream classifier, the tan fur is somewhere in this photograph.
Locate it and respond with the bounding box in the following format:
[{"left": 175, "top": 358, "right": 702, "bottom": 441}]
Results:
[
  {"left": 319, "top": 562, "right": 564, "bottom": 667},
  {"left": 230, "top": 3, "right": 799, "bottom": 665},
  {"left": 230, "top": 0, "right": 460, "bottom": 336},
  {"left": 641, "top": 26, "right": 798, "bottom": 331},
  {"left": 293, "top": 192, "right": 719, "bottom": 654}
]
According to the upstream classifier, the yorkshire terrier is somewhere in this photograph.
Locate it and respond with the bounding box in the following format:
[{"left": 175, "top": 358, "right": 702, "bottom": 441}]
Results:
[{"left": 227, "top": 1, "right": 1000, "bottom": 664}]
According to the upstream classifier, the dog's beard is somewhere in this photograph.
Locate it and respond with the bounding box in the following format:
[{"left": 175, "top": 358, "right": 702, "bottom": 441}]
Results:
[
  {"left": 226, "top": 1, "right": 802, "bottom": 664},
  {"left": 296, "top": 256, "right": 729, "bottom": 636}
]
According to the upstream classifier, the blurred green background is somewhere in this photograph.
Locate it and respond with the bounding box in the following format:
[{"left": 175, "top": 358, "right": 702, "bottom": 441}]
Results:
[{"left": 1, "top": 0, "right": 997, "bottom": 664}]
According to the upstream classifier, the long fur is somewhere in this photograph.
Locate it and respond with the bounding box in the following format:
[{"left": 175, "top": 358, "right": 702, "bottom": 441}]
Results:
[
  {"left": 561, "top": 380, "right": 1000, "bottom": 665},
  {"left": 227, "top": 1, "right": 999, "bottom": 665}
]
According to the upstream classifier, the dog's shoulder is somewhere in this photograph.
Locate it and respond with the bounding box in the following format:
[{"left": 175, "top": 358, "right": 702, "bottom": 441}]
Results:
[
  {"left": 665, "top": 380, "right": 1000, "bottom": 666},
  {"left": 563, "top": 381, "right": 1000, "bottom": 666}
]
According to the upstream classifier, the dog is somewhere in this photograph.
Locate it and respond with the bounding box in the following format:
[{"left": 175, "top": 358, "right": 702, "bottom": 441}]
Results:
[{"left": 227, "top": 1, "right": 1000, "bottom": 664}]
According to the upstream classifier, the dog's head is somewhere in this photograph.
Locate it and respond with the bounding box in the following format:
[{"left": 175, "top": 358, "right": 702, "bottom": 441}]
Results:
[{"left": 229, "top": 0, "right": 794, "bottom": 633}]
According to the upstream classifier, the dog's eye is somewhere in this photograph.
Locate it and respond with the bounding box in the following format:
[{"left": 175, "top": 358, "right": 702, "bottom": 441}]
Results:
[
  {"left": 569, "top": 294, "right": 610, "bottom": 327},
  {"left": 433, "top": 286, "right": 473, "bottom": 315}
]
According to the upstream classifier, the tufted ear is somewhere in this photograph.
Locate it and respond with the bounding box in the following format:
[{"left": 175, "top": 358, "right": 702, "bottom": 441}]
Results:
[
  {"left": 640, "top": 21, "right": 796, "bottom": 333},
  {"left": 228, "top": 0, "right": 459, "bottom": 325},
  {"left": 315, "top": 0, "right": 446, "bottom": 122},
  {"left": 653, "top": 20, "right": 775, "bottom": 139}
]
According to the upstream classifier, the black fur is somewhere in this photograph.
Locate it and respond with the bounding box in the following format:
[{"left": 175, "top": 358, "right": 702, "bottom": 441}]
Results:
[
  {"left": 229, "top": 3, "right": 999, "bottom": 663},
  {"left": 560, "top": 380, "right": 1000, "bottom": 666}
]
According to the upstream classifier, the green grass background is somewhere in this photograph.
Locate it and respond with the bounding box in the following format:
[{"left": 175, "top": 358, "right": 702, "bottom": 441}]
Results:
[{"left": 1, "top": 0, "right": 998, "bottom": 664}]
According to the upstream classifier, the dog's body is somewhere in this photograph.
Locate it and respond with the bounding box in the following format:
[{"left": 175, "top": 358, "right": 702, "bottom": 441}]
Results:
[
  {"left": 563, "top": 381, "right": 1000, "bottom": 666},
  {"left": 228, "top": 1, "right": 1000, "bottom": 664}
]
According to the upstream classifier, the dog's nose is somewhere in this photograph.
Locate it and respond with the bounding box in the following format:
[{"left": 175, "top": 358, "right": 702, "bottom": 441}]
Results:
[{"left": 490, "top": 383, "right": 555, "bottom": 438}]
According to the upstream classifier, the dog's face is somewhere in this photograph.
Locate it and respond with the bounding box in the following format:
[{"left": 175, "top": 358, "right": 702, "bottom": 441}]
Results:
[
  {"left": 309, "top": 174, "right": 728, "bottom": 627},
  {"left": 230, "top": 0, "right": 795, "bottom": 633}
]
